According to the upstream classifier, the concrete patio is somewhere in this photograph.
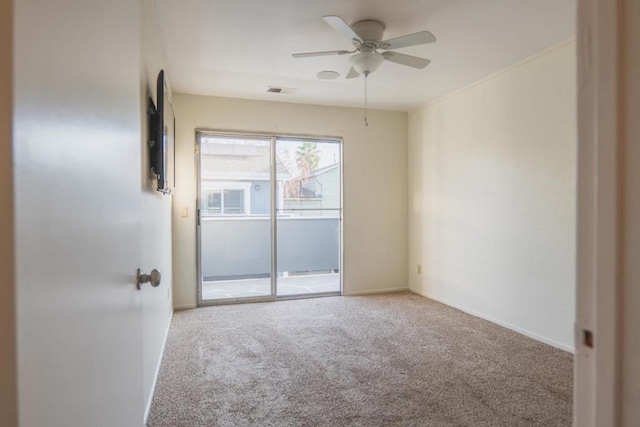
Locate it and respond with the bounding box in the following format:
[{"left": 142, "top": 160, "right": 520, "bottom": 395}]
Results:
[{"left": 202, "top": 273, "right": 340, "bottom": 300}]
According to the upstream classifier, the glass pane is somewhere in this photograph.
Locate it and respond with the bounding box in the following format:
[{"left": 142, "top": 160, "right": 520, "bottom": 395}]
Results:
[
  {"left": 200, "top": 136, "right": 272, "bottom": 301},
  {"left": 276, "top": 139, "right": 341, "bottom": 296},
  {"left": 204, "top": 191, "right": 221, "bottom": 215},
  {"left": 223, "top": 189, "right": 245, "bottom": 214}
]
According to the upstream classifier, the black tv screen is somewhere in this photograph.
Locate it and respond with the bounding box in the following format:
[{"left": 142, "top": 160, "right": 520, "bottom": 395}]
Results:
[{"left": 148, "top": 70, "right": 167, "bottom": 193}]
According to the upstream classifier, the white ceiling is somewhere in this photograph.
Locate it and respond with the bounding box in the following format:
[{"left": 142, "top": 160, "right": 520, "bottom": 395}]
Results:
[{"left": 155, "top": 0, "right": 575, "bottom": 111}]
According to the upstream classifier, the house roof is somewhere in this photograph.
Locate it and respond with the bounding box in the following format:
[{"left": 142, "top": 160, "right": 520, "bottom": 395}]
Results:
[
  {"left": 290, "top": 163, "right": 339, "bottom": 181},
  {"left": 309, "top": 163, "right": 339, "bottom": 177},
  {"left": 201, "top": 144, "right": 290, "bottom": 177}
]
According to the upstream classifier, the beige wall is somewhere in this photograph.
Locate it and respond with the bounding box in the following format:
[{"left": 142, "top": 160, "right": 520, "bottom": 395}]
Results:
[
  {"left": 408, "top": 41, "right": 576, "bottom": 350},
  {"left": 172, "top": 94, "right": 408, "bottom": 307},
  {"left": 0, "top": 0, "right": 16, "bottom": 425}
]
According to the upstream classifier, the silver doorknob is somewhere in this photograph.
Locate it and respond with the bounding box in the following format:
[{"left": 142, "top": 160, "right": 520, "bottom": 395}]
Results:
[{"left": 136, "top": 268, "right": 161, "bottom": 290}]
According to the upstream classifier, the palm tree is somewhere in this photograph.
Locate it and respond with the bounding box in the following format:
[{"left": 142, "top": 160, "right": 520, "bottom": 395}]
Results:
[
  {"left": 284, "top": 142, "right": 320, "bottom": 199},
  {"left": 296, "top": 142, "right": 320, "bottom": 178}
]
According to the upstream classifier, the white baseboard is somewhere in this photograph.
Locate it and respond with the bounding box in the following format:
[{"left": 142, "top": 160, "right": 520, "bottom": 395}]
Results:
[
  {"left": 409, "top": 287, "right": 575, "bottom": 353},
  {"left": 144, "top": 309, "right": 173, "bottom": 425},
  {"left": 173, "top": 303, "right": 197, "bottom": 310},
  {"left": 344, "top": 286, "right": 409, "bottom": 296}
]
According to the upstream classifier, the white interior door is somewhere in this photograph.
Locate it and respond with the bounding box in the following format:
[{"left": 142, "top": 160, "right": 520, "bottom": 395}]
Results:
[{"left": 14, "top": 1, "right": 146, "bottom": 425}]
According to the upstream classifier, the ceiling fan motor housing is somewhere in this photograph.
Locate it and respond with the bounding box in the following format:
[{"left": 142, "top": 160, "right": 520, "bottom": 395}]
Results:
[{"left": 351, "top": 19, "right": 386, "bottom": 46}]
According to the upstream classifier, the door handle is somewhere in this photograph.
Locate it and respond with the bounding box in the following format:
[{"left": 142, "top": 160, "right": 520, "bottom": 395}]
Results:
[{"left": 136, "top": 268, "right": 161, "bottom": 290}]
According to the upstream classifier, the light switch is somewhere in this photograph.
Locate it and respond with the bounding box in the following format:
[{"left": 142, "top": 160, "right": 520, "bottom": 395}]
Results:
[{"left": 180, "top": 207, "right": 188, "bottom": 218}]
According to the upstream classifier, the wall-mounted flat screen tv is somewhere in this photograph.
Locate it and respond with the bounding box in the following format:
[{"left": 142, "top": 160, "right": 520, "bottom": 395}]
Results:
[{"left": 148, "top": 70, "right": 168, "bottom": 193}]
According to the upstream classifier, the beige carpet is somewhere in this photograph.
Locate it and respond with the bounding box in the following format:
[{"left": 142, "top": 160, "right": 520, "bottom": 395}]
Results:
[{"left": 147, "top": 292, "right": 573, "bottom": 426}]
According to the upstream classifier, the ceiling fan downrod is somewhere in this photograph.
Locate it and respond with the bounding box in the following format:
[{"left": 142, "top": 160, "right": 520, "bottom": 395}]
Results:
[{"left": 364, "top": 72, "right": 369, "bottom": 127}]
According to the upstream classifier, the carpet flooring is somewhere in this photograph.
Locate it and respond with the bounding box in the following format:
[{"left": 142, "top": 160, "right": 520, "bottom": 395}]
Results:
[{"left": 147, "top": 292, "right": 573, "bottom": 426}]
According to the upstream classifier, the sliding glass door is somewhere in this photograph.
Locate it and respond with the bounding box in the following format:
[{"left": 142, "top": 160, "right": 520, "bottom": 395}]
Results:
[
  {"left": 197, "top": 132, "right": 342, "bottom": 305},
  {"left": 275, "top": 139, "right": 341, "bottom": 296},
  {"left": 198, "top": 135, "right": 275, "bottom": 302}
]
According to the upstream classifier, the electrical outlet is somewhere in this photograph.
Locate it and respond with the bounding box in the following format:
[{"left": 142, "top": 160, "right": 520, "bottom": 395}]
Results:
[{"left": 417, "top": 264, "right": 422, "bottom": 274}]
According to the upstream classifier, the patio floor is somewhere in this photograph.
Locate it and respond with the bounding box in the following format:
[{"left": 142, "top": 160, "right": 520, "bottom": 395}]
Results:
[{"left": 202, "top": 273, "right": 340, "bottom": 300}]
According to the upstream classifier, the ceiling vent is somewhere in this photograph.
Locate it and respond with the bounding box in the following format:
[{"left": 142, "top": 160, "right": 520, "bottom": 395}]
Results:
[{"left": 267, "top": 86, "right": 299, "bottom": 95}]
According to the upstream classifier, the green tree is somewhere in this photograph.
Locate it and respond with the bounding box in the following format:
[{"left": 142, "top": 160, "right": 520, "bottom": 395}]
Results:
[{"left": 295, "top": 142, "right": 320, "bottom": 178}]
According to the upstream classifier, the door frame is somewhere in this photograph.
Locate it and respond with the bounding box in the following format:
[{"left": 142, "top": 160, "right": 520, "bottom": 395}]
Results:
[
  {"left": 575, "top": 0, "right": 639, "bottom": 425},
  {"left": 195, "top": 129, "right": 344, "bottom": 306}
]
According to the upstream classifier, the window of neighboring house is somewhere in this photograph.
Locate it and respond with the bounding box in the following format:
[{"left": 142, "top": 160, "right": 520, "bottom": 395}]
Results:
[
  {"left": 206, "top": 191, "right": 222, "bottom": 214},
  {"left": 223, "top": 189, "right": 245, "bottom": 214},
  {"left": 204, "top": 189, "right": 245, "bottom": 215}
]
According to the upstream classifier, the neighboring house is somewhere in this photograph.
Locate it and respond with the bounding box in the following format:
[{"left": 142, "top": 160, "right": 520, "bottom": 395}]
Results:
[
  {"left": 200, "top": 140, "right": 290, "bottom": 216},
  {"left": 283, "top": 163, "right": 340, "bottom": 217}
]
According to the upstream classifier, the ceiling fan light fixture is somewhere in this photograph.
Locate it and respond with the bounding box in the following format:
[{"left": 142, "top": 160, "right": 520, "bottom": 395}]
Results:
[{"left": 349, "top": 52, "right": 384, "bottom": 75}]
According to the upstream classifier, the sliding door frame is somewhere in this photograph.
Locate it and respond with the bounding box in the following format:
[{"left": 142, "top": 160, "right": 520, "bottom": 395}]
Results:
[
  {"left": 195, "top": 129, "right": 343, "bottom": 307},
  {"left": 195, "top": 132, "right": 277, "bottom": 306}
]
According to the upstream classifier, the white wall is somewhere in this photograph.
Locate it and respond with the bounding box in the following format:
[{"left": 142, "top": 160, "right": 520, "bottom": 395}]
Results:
[
  {"left": 172, "top": 94, "right": 408, "bottom": 308},
  {"left": 14, "top": 0, "right": 172, "bottom": 425},
  {"left": 140, "top": 0, "right": 174, "bottom": 420},
  {"left": 0, "top": 0, "right": 16, "bottom": 424},
  {"left": 408, "top": 41, "right": 576, "bottom": 350}
]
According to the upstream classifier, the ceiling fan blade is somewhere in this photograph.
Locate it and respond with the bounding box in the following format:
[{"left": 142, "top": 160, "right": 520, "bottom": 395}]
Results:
[
  {"left": 379, "top": 31, "right": 437, "bottom": 50},
  {"left": 383, "top": 52, "right": 431, "bottom": 69},
  {"left": 292, "top": 50, "right": 351, "bottom": 58},
  {"left": 345, "top": 67, "right": 360, "bottom": 79},
  {"left": 323, "top": 15, "right": 362, "bottom": 44}
]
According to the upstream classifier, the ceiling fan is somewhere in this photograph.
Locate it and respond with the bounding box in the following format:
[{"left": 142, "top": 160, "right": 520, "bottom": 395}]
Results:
[{"left": 292, "top": 15, "right": 436, "bottom": 78}]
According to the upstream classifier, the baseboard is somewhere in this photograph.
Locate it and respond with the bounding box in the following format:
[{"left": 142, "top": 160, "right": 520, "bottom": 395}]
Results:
[
  {"left": 344, "top": 286, "right": 409, "bottom": 296},
  {"left": 144, "top": 309, "right": 173, "bottom": 425},
  {"left": 173, "top": 303, "right": 197, "bottom": 310},
  {"left": 409, "top": 287, "right": 575, "bottom": 353}
]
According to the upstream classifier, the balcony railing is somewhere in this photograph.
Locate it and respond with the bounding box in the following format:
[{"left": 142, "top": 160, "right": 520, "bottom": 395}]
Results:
[{"left": 200, "top": 216, "right": 340, "bottom": 281}]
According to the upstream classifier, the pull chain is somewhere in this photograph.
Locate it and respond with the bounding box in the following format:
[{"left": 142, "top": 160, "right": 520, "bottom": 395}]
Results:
[{"left": 364, "top": 72, "right": 369, "bottom": 127}]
